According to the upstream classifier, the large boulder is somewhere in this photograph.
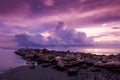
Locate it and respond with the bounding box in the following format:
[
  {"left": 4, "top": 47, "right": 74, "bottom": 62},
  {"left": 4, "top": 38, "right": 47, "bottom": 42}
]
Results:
[
  {"left": 95, "top": 60, "right": 120, "bottom": 71},
  {"left": 25, "top": 54, "right": 34, "bottom": 58},
  {"left": 57, "top": 61, "right": 66, "bottom": 68},
  {"left": 38, "top": 54, "right": 49, "bottom": 61}
]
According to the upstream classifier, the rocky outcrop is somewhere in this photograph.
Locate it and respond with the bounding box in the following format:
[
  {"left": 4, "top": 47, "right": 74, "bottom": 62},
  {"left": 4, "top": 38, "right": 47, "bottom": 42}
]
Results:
[
  {"left": 15, "top": 48, "right": 120, "bottom": 76},
  {"left": 67, "top": 68, "right": 79, "bottom": 76}
]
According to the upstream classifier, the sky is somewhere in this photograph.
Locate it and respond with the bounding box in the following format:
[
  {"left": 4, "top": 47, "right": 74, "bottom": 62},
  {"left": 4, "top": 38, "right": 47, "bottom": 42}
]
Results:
[{"left": 0, "top": 0, "right": 120, "bottom": 48}]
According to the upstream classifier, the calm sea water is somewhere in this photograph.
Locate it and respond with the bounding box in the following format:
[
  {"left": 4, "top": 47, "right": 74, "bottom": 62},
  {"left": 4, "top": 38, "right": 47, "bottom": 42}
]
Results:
[
  {"left": 0, "top": 48, "right": 25, "bottom": 72},
  {"left": 47, "top": 47, "right": 120, "bottom": 55},
  {"left": 0, "top": 47, "right": 119, "bottom": 72}
]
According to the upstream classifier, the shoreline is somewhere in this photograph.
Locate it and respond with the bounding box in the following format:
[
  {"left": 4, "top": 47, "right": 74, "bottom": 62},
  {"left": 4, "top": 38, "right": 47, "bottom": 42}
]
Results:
[{"left": 0, "top": 48, "right": 120, "bottom": 80}]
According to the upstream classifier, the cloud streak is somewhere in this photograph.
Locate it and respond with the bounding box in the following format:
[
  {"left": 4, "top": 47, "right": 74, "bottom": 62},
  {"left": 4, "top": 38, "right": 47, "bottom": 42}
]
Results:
[{"left": 0, "top": 0, "right": 119, "bottom": 26}]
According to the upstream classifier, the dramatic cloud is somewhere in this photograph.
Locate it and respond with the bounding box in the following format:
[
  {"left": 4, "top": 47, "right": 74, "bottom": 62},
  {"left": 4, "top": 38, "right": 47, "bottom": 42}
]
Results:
[
  {"left": 14, "top": 33, "right": 45, "bottom": 47},
  {"left": 0, "top": 0, "right": 120, "bottom": 48},
  {"left": 14, "top": 22, "right": 94, "bottom": 47}
]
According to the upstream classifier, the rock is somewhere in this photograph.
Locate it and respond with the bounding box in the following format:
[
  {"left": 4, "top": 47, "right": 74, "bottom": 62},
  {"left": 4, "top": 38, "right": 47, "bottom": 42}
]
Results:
[
  {"left": 95, "top": 60, "right": 120, "bottom": 67},
  {"left": 53, "top": 65, "right": 66, "bottom": 71},
  {"left": 55, "top": 56, "right": 63, "bottom": 62},
  {"left": 57, "top": 61, "right": 65, "bottom": 68},
  {"left": 67, "top": 68, "right": 79, "bottom": 76},
  {"left": 42, "top": 48, "right": 50, "bottom": 54},
  {"left": 15, "top": 48, "right": 28, "bottom": 56},
  {"left": 105, "top": 61, "right": 120, "bottom": 66},
  {"left": 14, "top": 48, "right": 120, "bottom": 77},
  {"left": 30, "top": 51, "right": 37, "bottom": 55},
  {"left": 25, "top": 54, "right": 34, "bottom": 58},
  {"left": 38, "top": 54, "right": 50, "bottom": 62},
  {"left": 63, "top": 57, "right": 77, "bottom": 61}
]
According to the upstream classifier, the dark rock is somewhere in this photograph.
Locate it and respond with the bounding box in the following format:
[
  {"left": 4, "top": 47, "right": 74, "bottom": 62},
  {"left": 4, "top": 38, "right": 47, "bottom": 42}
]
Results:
[
  {"left": 90, "top": 68, "right": 101, "bottom": 72},
  {"left": 67, "top": 68, "right": 79, "bottom": 76},
  {"left": 38, "top": 54, "right": 50, "bottom": 62}
]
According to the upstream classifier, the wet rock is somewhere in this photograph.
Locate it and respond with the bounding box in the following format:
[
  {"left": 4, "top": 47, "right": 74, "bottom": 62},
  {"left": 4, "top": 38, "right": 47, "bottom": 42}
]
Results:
[{"left": 15, "top": 48, "right": 28, "bottom": 56}]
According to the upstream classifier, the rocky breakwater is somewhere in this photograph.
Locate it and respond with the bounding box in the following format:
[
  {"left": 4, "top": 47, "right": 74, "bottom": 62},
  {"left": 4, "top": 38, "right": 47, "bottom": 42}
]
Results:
[{"left": 15, "top": 48, "right": 120, "bottom": 76}]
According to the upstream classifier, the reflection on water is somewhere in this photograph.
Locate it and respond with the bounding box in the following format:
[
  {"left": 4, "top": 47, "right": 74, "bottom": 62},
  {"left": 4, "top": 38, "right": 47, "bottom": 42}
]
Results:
[
  {"left": 75, "top": 48, "right": 120, "bottom": 55},
  {"left": 47, "top": 47, "right": 120, "bottom": 55},
  {"left": 0, "top": 49, "right": 25, "bottom": 72}
]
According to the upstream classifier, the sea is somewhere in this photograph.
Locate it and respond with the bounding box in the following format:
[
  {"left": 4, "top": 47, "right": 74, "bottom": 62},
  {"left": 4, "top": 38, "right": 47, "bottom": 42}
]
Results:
[{"left": 0, "top": 47, "right": 119, "bottom": 72}]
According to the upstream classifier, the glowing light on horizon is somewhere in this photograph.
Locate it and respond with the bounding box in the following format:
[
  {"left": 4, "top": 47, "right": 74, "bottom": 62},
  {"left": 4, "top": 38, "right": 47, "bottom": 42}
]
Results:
[
  {"left": 75, "top": 25, "right": 120, "bottom": 43},
  {"left": 75, "top": 27, "right": 106, "bottom": 36},
  {"left": 94, "top": 36, "right": 120, "bottom": 42}
]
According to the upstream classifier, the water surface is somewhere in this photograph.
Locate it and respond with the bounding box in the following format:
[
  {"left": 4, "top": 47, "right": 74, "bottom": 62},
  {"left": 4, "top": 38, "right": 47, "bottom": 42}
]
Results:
[
  {"left": 0, "top": 48, "right": 25, "bottom": 72},
  {"left": 47, "top": 47, "right": 120, "bottom": 55}
]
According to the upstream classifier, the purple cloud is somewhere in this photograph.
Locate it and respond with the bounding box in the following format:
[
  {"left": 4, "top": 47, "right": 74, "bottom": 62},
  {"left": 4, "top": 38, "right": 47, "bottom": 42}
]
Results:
[
  {"left": 14, "top": 22, "right": 94, "bottom": 47},
  {"left": 0, "top": 0, "right": 119, "bottom": 48},
  {"left": 14, "top": 33, "right": 45, "bottom": 47}
]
